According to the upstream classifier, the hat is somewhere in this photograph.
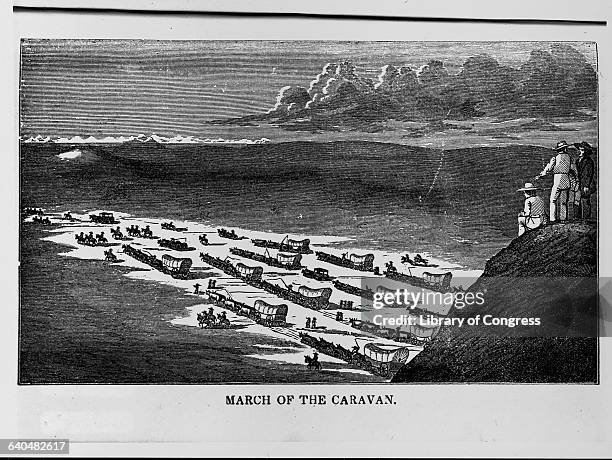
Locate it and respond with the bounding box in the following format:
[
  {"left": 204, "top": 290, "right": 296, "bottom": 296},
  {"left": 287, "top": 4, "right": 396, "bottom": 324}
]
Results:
[
  {"left": 574, "top": 141, "right": 594, "bottom": 155},
  {"left": 517, "top": 182, "right": 540, "bottom": 192},
  {"left": 555, "top": 140, "right": 570, "bottom": 151}
]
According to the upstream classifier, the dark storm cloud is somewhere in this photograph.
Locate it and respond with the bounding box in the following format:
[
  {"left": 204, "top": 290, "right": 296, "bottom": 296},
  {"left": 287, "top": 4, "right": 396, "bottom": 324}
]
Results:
[{"left": 253, "top": 44, "right": 597, "bottom": 128}]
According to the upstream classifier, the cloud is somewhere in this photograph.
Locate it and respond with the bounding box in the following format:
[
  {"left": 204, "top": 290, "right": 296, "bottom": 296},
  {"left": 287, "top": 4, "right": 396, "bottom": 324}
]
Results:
[
  {"left": 517, "top": 44, "right": 598, "bottom": 116},
  {"left": 267, "top": 85, "right": 311, "bottom": 114},
  {"left": 306, "top": 61, "right": 374, "bottom": 106},
  {"left": 251, "top": 44, "right": 597, "bottom": 130},
  {"left": 375, "top": 64, "right": 419, "bottom": 94}
]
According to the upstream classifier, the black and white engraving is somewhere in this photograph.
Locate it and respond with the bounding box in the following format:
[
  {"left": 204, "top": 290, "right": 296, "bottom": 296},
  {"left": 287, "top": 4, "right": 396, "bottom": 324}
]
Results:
[{"left": 19, "top": 40, "right": 598, "bottom": 383}]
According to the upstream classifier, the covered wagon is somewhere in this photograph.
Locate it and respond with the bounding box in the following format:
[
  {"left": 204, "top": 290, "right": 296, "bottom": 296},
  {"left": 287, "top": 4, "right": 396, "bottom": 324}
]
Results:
[
  {"left": 315, "top": 251, "right": 375, "bottom": 272},
  {"left": 253, "top": 300, "right": 288, "bottom": 326},
  {"left": 296, "top": 285, "right": 332, "bottom": 310},
  {"left": 161, "top": 254, "right": 192, "bottom": 279},
  {"left": 235, "top": 262, "right": 264, "bottom": 283},
  {"left": 422, "top": 271, "right": 453, "bottom": 291},
  {"left": 285, "top": 238, "right": 311, "bottom": 254},
  {"left": 347, "top": 253, "right": 375, "bottom": 271},
  {"left": 251, "top": 236, "right": 312, "bottom": 254},
  {"left": 362, "top": 343, "right": 411, "bottom": 378},
  {"left": 276, "top": 252, "right": 302, "bottom": 269}
]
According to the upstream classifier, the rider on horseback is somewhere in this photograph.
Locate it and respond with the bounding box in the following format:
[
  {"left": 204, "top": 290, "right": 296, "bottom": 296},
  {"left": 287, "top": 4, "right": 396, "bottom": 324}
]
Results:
[
  {"left": 304, "top": 351, "right": 322, "bottom": 371},
  {"left": 414, "top": 254, "right": 428, "bottom": 265},
  {"left": 385, "top": 261, "right": 397, "bottom": 273}
]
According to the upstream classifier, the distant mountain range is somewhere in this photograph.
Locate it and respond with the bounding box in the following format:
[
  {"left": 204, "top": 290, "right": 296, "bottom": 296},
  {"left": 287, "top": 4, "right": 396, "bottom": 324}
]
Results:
[
  {"left": 213, "top": 43, "right": 597, "bottom": 132},
  {"left": 21, "top": 134, "right": 271, "bottom": 145}
]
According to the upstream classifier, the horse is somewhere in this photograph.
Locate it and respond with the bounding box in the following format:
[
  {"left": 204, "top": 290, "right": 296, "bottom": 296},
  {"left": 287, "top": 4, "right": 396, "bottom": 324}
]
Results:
[
  {"left": 127, "top": 226, "right": 141, "bottom": 237},
  {"left": 401, "top": 254, "right": 413, "bottom": 264},
  {"left": 104, "top": 249, "right": 118, "bottom": 262},
  {"left": 111, "top": 227, "right": 126, "bottom": 240},
  {"left": 216, "top": 315, "right": 231, "bottom": 328},
  {"left": 304, "top": 354, "right": 322, "bottom": 371},
  {"left": 197, "top": 312, "right": 208, "bottom": 328}
]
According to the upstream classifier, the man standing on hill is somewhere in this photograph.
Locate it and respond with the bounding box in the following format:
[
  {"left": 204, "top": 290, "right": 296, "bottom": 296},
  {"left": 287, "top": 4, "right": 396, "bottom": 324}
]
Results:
[
  {"left": 534, "top": 140, "right": 572, "bottom": 222},
  {"left": 575, "top": 141, "right": 596, "bottom": 220}
]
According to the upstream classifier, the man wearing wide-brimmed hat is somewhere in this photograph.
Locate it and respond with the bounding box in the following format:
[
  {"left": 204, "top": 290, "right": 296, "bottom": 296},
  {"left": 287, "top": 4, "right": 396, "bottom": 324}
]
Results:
[
  {"left": 517, "top": 182, "right": 548, "bottom": 236},
  {"left": 534, "top": 140, "right": 573, "bottom": 222}
]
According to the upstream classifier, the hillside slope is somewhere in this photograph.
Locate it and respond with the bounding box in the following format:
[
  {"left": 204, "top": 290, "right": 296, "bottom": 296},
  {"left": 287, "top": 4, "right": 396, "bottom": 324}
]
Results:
[{"left": 393, "top": 221, "right": 598, "bottom": 383}]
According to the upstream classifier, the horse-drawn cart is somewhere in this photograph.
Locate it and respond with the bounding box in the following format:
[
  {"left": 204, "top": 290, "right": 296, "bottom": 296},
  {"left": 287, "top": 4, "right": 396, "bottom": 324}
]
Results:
[
  {"left": 158, "top": 237, "right": 192, "bottom": 251},
  {"left": 253, "top": 300, "right": 288, "bottom": 326},
  {"left": 251, "top": 236, "right": 313, "bottom": 254},
  {"left": 362, "top": 343, "right": 411, "bottom": 378},
  {"left": 161, "top": 254, "right": 192, "bottom": 279},
  {"left": 315, "top": 251, "right": 375, "bottom": 271},
  {"left": 302, "top": 267, "right": 334, "bottom": 281},
  {"left": 89, "top": 212, "right": 118, "bottom": 224}
]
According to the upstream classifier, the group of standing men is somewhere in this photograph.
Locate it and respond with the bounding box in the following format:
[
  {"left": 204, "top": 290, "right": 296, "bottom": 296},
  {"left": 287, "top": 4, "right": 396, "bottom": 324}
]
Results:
[{"left": 517, "top": 140, "right": 595, "bottom": 236}]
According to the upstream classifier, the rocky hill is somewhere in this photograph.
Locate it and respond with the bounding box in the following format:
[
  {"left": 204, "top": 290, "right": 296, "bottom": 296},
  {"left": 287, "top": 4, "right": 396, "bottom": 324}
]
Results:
[{"left": 393, "top": 221, "right": 598, "bottom": 383}]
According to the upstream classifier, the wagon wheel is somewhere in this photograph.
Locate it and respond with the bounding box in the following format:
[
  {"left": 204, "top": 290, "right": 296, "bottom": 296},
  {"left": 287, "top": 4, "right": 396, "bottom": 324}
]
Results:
[{"left": 379, "top": 362, "right": 391, "bottom": 378}]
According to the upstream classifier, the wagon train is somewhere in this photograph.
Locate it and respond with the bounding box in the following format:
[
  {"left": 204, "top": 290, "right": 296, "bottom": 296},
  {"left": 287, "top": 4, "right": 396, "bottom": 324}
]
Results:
[
  {"left": 198, "top": 253, "right": 330, "bottom": 310},
  {"left": 302, "top": 267, "right": 335, "bottom": 282},
  {"left": 384, "top": 264, "right": 453, "bottom": 293},
  {"left": 199, "top": 253, "right": 264, "bottom": 283},
  {"left": 229, "top": 247, "right": 302, "bottom": 270},
  {"left": 298, "top": 333, "right": 411, "bottom": 379},
  {"left": 258, "top": 282, "right": 332, "bottom": 310},
  {"left": 158, "top": 237, "right": 193, "bottom": 251},
  {"left": 205, "top": 290, "right": 288, "bottom": 327},
  {"left": 217, "top": 228, "right": 245, "bottom": 240},
  {"left": 315, "top": 251, "right": 375, "bottom": 272},
  {"left": 251, "top": 236, "right": 312, "bottom": 254},
  {"left": 332, "top": 280, "right": 374, "bottom": 300},
  {"left": 349, "top": 318, "right": 440, "bottom": 344},
  {"left": 122, "top": 244, "right": 192, "bottom": 279},
  {"left": 89, "top": 212, "right": 118, "bottom": 224},
  {"left": 161, "top": 221, "right": 188, "bottom": 232}
]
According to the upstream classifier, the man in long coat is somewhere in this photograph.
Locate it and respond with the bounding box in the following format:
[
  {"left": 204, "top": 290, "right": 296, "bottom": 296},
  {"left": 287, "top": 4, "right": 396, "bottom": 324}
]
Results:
[{"left": 575, "top": 141, "right": 596, "bottom": 219}]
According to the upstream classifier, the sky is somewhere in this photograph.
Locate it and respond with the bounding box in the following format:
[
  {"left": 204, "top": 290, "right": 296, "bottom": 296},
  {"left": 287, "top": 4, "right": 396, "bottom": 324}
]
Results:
[{"left": 19, "top": 40, "right": 597, "bottom": 138}]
